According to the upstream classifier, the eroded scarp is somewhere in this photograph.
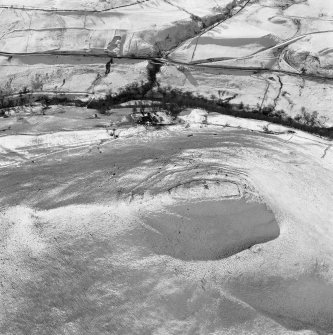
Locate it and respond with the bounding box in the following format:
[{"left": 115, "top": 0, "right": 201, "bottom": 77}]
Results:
[{"left": 141, "top": 180, "right": 279, "bottom": 261}]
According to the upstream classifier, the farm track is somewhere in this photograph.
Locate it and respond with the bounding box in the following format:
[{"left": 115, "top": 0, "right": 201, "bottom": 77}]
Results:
[
  {"left": 187, "top": 30, "right": 333, "bottom": 66},
  {"left": 1, "top": 50, "right": 331, "bottom": 84},
  {"left": 0, "top": 0, "right": 152, "bottom": 13}
]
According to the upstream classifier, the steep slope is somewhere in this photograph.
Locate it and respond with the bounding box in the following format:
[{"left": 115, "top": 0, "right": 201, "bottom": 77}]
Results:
[{"left": 1, "top": 117, "right": 333, "bottom": 334}]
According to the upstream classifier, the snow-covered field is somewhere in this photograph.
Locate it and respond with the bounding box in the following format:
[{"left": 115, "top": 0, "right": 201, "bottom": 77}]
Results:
[
  {"left": 0, "top": 55, "right": 148, "bottom": 98},
  {"left": 0, "top": 0, "right": 234, "bottom": 56},
  {"left": 157, "top": 66, "right": 333, "bottom": 125},
  {"left": 169, "top": 0, "right": 333, "bottom": 76},
  {"left": 0, "top": 0, "right": 332, "bottom": 122}
]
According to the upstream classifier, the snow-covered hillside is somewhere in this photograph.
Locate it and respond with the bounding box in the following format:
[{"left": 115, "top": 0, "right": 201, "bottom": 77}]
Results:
[
  {"left": 0, "top": 0, "right": 332, "bottom": 124},
  {"left": 1, "top": 113, "right": 333, "bottom": 335},
  {"left": 1, "top": 2, "right": 333, "bottom": 334}
]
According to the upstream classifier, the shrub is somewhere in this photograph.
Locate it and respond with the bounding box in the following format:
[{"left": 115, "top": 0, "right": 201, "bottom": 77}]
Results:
[
  {"left": 31, "top": 74, "right": 44, "bottom": 91},
  {"left": 262, "top": 125, "right": 271, "bottom": 133}
]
